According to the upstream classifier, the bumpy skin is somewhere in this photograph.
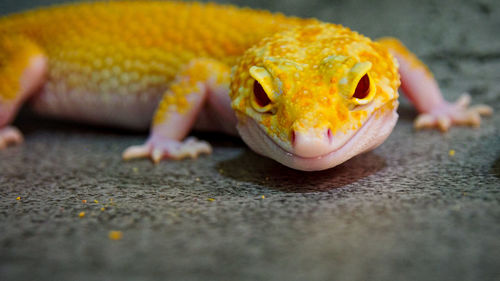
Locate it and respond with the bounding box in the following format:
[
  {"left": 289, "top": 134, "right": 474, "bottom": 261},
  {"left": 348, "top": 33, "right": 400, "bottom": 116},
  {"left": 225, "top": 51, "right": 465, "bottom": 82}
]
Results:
[
  {"left": 0, "top": 1, "right": 492, "bottom": 171},
  {"left": 0, "top": 1, "right": 310, "bottom": 127},
  {"left": 230, "top": 24, "right": 401, "bottom": 170}
]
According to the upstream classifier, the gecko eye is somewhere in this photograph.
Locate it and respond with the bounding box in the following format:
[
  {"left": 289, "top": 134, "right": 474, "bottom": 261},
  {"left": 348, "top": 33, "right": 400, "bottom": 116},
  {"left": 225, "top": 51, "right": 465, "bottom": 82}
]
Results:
[
  {"left": 253, "top": 80, "right": 271, "bottom": 107},
  {"left": 249, "top": 66, "right": 275, "bottom": 113},
  {"left": 349, "top": 72, "right": 375, "bottom": 106},
  {"left": 353, "top": 74, "right": 370, "bottom": 99},
  {"left": 341, "top": 62, "right": 376, "bottom": 107}
]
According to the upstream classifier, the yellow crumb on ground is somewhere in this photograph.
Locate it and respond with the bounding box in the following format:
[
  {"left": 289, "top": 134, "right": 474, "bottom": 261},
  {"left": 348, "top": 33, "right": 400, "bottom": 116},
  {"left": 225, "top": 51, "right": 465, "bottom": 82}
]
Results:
[
  {"left": 16, "top": 196, "right": 21, "bottom": 200},
  {"left": 449, "top": 149, "right": 455, "bottom": 156},
  {"left": 261, "top": 195, "right": 266, "bottom": 199},
  {"left": 78, "top": 211, "right": 85, "bottom": 218},
  {"left": 108, "top": 231, "right": 123, "bottom": 240},
  {"left": 94, "top": 200, "right": 99, "bottom": 203},
  {"left": 101, "top": 207, "right": 106, "bottom": 211},
  {"left": 207, "top": 198, "right": 216, "bottom": 202}
]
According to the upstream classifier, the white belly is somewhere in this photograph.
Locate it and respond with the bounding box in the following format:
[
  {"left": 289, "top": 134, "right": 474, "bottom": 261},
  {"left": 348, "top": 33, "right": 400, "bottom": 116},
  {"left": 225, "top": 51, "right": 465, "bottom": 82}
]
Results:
[{"left": 30, "top": 83, "right": 163, "bottom": 130}]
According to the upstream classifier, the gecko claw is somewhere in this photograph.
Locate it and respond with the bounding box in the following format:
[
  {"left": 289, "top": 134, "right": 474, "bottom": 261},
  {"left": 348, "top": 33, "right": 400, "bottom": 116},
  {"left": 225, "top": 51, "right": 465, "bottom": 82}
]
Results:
[
  {"left": 437, "top": 116, "right": 451, "bottom": 132},
  {"left": 0, "top": 126, "right": 24, "bottom": 149},
  {"left": 152, "top": 148, "right": 163, "bottom": 164}
]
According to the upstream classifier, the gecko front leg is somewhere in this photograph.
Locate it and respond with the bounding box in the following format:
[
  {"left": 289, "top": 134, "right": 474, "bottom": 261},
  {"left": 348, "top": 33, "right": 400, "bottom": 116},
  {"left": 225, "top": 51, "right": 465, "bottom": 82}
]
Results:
[
  {"left": 123, "top": 58, "right": 231, "bottom": 163},
  {"left": 378, "top": 38, "right": 492, "bottom": 132},
  {"left": 0, "top": 36, "right": 47, "bottom": 148}
]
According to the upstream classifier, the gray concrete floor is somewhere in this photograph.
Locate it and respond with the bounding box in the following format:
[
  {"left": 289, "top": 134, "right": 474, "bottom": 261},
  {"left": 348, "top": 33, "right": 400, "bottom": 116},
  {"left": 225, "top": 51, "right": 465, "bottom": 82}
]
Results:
[{"left": 1, "top": 0, "right": 499, "bottom": 280}]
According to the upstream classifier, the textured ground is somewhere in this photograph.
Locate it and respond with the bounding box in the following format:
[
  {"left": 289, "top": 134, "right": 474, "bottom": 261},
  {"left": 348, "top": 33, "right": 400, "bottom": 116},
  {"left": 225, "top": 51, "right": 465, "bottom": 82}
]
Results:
[{"left": 1, "top": 0, "right": 499, "bottom": 280}]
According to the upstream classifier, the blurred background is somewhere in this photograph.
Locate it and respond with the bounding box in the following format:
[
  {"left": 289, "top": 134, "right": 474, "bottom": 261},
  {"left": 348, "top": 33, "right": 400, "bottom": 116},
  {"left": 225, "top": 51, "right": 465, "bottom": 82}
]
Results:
[{"left": 0, "top": 1, "right": 499, "bottom": 281}]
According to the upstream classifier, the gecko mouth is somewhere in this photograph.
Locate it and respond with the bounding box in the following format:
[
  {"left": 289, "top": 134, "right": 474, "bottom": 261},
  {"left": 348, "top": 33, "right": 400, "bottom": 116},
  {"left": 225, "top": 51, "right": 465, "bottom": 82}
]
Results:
[
  {"left": 237, "top": 101, "right": 399, "bottom": 171},
  {"left": 268, "top": 116, "right": 376, "bottom": 160},
  {"left": 258, "top": 113, "right": 377, "bottom": 160}
]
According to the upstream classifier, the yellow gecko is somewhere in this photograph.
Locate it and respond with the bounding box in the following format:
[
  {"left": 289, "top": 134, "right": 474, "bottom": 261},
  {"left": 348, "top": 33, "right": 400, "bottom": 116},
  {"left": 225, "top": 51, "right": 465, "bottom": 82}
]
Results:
[{"left": 0, "top": 1, "right": 492, "bottom": 171}]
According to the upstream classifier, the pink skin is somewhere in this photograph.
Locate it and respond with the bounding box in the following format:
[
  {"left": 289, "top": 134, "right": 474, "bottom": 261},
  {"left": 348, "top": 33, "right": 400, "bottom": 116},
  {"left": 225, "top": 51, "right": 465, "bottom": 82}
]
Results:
[
  {"left": 392, "top": 52, "right": 492, "bottom": 131},
  {"left": 237, "top": 101, "right": 399, "bottom": 171},
  {"left": 31, "top": 86, "right": 162, "bottom": 130},
  {"left": 0, "top": 55, "right": 47, "bottom": 148},
  {"left": 289, "top": 128, "right": 334, "bottom": 158},
  {"left": 193, "top": 83, "right": 238, "bottom": 136},
  {"left": 395, "top": 54, "right": 444, "bottom": 113},
  {"left": 288, "top": 120, "right": 383, "bottom": 159}
]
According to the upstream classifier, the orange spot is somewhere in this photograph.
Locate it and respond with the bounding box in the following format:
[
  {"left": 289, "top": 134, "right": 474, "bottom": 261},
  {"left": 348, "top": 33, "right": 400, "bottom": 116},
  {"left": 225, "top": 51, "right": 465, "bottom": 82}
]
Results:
[{"left": 108, "top": 231, "right": 123, "bottom": 240}]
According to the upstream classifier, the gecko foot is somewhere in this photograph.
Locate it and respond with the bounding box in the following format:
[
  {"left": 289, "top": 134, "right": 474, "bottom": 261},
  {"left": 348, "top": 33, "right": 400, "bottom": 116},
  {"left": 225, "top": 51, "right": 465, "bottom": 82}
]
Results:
[
  {"left": 122, "top": 136, "right": 212, "bottom": 163},
  {"left": 414, "top": 94, "right": 493, "bottom": 132},
  {"left": 0, "top": 126, "right": 23, "bottom": 149}
]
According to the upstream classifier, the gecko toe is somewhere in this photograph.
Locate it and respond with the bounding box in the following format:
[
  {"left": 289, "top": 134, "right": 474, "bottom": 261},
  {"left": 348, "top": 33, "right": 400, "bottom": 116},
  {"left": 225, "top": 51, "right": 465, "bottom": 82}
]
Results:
[
  {"left": 454, "top": 93, "right": 471, "bottom": 108},
  {"left": 151, "top": 148, "right": 163, "bottom": 163},
  {"left": 0, "top": 126, "right": 24, "bottom": 149},
  {"left": 414, "top": 113, "right": 435, "bottom": 129},
  {"left": 122, "top": 137, "right": 212, "bottom": 163},
  {"left": 437, "top": 116, "right": 451, "bottom": 132},
  {"left": 122, "top": 144, "right": 151, "bottom": 160},
  {"left": 470, "top": 104, "right": 493, "bottom": 116}
]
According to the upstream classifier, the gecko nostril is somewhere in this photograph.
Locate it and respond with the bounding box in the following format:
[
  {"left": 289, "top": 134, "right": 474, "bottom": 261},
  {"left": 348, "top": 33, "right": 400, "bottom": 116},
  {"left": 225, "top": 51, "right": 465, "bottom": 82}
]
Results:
[
  {"left": 291, "top": 130, "right": 296, "bottom": 145},
  {"left": 327, "top": 129, "right": 333, "bottom": 143}
]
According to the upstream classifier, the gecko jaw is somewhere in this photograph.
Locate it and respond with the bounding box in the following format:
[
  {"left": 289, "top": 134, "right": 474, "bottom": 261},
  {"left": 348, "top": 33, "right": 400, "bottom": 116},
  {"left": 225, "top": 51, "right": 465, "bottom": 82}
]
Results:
[{"left": 237, "top": 101, "right": 399, "bottom": 171}]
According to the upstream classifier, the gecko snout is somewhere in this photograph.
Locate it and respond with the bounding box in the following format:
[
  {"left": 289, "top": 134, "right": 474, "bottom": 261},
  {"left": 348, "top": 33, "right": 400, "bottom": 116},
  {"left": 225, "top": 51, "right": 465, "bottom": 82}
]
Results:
[{"left": 290, "top": 127, "right": 334, "bottom": 158}]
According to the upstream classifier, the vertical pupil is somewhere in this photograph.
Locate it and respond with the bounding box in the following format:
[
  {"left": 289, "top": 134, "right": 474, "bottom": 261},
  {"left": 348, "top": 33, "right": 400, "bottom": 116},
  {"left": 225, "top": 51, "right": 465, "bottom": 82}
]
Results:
[
  {"left": 353, "top": 74, "right": 370, "bottom": 99},
  {"left": 253, "top": 80, "right": 271, "bottom": 106}
]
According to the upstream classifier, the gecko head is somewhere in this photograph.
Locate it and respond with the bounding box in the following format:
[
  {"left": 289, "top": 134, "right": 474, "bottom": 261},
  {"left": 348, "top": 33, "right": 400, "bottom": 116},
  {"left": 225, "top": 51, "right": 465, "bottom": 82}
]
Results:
[{"left": 230, "top": 23, "right": 400, "bottom": 171}]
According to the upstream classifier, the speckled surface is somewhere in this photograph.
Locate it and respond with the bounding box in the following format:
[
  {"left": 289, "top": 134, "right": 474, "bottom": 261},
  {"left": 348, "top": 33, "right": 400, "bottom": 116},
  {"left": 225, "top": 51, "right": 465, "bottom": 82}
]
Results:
[{"left": 1, "top": 0, "right": 499, "bottom": 280}]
